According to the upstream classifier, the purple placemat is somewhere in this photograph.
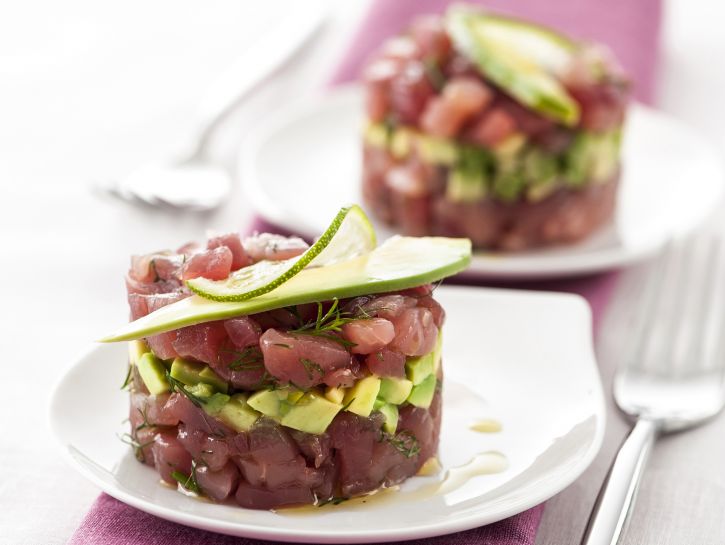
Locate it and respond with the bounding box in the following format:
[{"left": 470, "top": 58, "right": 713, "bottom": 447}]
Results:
[{"left": 68, "top": 0, "right": 659, "bottom": 543}]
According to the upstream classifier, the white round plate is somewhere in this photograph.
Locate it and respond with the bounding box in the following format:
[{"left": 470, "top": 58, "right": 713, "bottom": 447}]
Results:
[
  {"left": 51, "top": 286, "right": 605, "bottom": 543},
  {"left": 241, "top": 86, "right": 724, "bottom": 280}
]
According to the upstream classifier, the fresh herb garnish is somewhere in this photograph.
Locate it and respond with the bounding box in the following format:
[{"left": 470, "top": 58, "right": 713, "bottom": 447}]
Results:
[
  {"left": 290, "top": 299, "right": 359, "bottom": 348},
  {"left": 318, "top": 496, "right": 349, "bottom": 507},
  {"left": 341, "top": 396, "right": 356, "bottom": 411},
  {"left": 120, "top": 364, "right": 133, "bottom": 390},
  {"left": 222, "top": 346, "right": 264, "bottom": 371},
  {"left": 300, "top": 358, "right": 324, "bottom": 380},
  {"left": 165, "top": 372, "right": 208, "bottom": 407},
  {"left": 171, "top": 461, "right": 201, "bottom": 494},
  {"left": 118, "top": 432, "right": 154, "bottom": 463},
  {"left": 388, "top": 430, "right": 421, "bottom": 458}
]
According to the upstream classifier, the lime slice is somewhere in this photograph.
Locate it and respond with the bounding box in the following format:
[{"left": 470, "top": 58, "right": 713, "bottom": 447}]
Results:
[
  {"left": 445, "top": 6, "right": 580, "bottom": 126},
  {"left": 187, "top": 205, "right": 375, "bottom": 302},
  {"left": 100, "top": 236, "right": 472, "bottom": 342}
]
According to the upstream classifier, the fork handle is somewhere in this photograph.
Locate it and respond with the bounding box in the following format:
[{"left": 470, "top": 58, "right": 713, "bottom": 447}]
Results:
[{"left": 581, "top": 418, "right": 659, "bottom": 545}]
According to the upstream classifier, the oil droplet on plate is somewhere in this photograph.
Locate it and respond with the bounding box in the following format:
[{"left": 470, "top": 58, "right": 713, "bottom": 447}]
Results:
[{"left": 470, "top": 419, "right": 502, "bottom": 433}]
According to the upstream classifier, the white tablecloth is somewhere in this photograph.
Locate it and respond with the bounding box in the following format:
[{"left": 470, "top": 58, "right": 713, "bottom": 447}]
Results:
[{"left": 1, "top": 1, "right": 723, "bottom": 544}]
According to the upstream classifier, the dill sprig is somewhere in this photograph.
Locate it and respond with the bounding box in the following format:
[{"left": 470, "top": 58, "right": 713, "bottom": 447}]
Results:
[
  {"left": 118, "top": 432, "right": 154, "bottom": 463},
  {"left": 171, "top": 461, "right": 201, "bottom": 494},
  {"left": 165, "top": 372, "right": 208, "bottom": 407},
  {"left": 388, "top": 430, "right": 421, "bottom": 458},
  {"left": 318, "top": 496, "right": 348, "bottom": 507},
  {"left": 290, "top": 299, "right": 359, "bottom": 348},
  {"left": 300, "top": 358, "right": 324, "bottom": 380},
  {"left": 222, "top": 346, "right": 264, "bottom": 371},
  {"left": 120, "top": 364, "right": 133, "bottom": 390}
]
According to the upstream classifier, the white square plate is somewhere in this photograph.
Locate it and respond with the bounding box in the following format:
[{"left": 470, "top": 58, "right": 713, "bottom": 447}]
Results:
[{"left": 50, "top": 286, "right": 605, "bottom": 543}]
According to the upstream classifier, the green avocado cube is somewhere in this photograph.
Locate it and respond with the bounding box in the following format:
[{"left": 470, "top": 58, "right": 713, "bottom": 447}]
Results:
[
  {"left": 407, "top": 374, "right": 437, "bottom": 408},
  {"left": 137, "top": 353, "right": 170, "bottom": 395},
  {"left": 378, "top": 403, "right": 399, "bottom": 434},
  {"left": 343, "top": 376, "right": 381, "bottom": 417},
  {"left": 280, "top": 391, "right": 343, "bottom": 435},
  {"left": 247, "top": 389, "right": 287, "bottom": 418},
  {"left": 378, "top": 377, "right": 414, "bottom": 405},
  {"left": 169, "top": 358, "right": 228, "bottom": 393},
  {"left": 417, "top": 134, "right": 459, "bottom": 165},
  {"left": 405, "top": 353, "right": 435, "bottom": 385},
  {"left": 128, "top": 340, "right": 148, "bottom": 366},
  {"left": 187, "top": 382, "right": 215, "bottom": 399},
  {"left": 202, "top": 392, "right": 231, "bottom": 416},
  {"left": 198, "top": 366, "right": 228, "bottom": 393},
  {"left": 215, "top": 393, "right": 260, "bottom": 432},
  {"left": 446, "top": 167, "right": 488, "bottom": 203}
]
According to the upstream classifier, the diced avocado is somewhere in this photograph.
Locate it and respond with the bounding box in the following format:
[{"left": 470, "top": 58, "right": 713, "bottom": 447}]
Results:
[
  {"left": 407, "top": 374, "right": 437, "bottom": 408},
  {"left": 377, "top": 403, "right": 399, "bottom": 434},
  {"left": 247, "top": 389, "right": 288, "bottom": 418},
  {"left": 215, "top": 393, "right": 261, "bottom": 432},
  {"left": 378, "top": 377, "right": 414, "bottom": 405},
  {"left": 137, "top": 353, "right": 170, "bottom": 395},
  {"left": 343, "top": 376, "right": 381, "bottom": 417},
  {"left": 325, "top": 386, "right": 346, "bottom": 405},
  {"left": 198, "top": 366, "right": 229, "bottom": 394},
  {"left": 523, "top": 148, "right": 558, "bottom": 185},
  {"left": 187, "top": 382, "right": 215, "bottom": 399},
  {"left": 492, "top": 169, "right": 525, "bottom": 202},
  {"left": 446, "top": 166, "right": 487, "bottom": 202},
  {"left": 128, "top": 340, "right": 148, "bottom": 366},
  {"left": 390, "top": 128, "right": 414, "bottom": 159},
  {"left": 416, "top": 134, "right": 459, "bottom": 165},
  {"left": 526, "top": 179, "right": 559, "bottom": 202},
  {"left": 563, "top": 131, "right": 621, "bottom": 187},
  {"left": 405, "top": 353, "right": 435, "bottom": 385},
  {"left": 363, "top": 122, "right": 389, "bottom": 148},
  {"left": 445, "top": 6, "right": 580, "bottom": 126},
  {"left": 280, "top": 391, "right": 343, "bottom": 435},
  {"left": 202, "top": 392, "right": 231, "bottom": 416},
  {"left": 493, "top": 133, "right": 527, "bottom": 164},
  {"left": 169, "top": 358, "right": 227, "bottom": 393}
]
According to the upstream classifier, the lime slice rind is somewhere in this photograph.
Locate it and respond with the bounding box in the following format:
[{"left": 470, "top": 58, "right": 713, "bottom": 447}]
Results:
[
  {"left": 100, "top": 236, "right": 472, "bottom": 342},
  {"left": 187, "top": 205, "right": 375, "bottom": 302},
  {"left": 446, "top": 6, "right": 580, "bottom": 126}
]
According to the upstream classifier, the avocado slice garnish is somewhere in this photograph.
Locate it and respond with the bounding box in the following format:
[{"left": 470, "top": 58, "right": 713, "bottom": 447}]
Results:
[
  {"left": 187, "top": 204, "right": 376, "bottom": 302},
  {"left": 445, "top": 5, "right": 580, "bottom": 126},
  {"left": 101, "top": 234, "right": 471, "bottom": 342}
]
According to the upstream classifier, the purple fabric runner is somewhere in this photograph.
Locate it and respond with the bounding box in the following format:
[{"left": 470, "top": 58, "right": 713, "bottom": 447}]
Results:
[{"left": 68, "top": 0, "right": 659, "bottom": 543}]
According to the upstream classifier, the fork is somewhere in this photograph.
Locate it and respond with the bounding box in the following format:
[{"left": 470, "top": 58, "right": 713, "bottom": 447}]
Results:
[{"left": 581, "top": 237, "right": 725, "bottom": 545}]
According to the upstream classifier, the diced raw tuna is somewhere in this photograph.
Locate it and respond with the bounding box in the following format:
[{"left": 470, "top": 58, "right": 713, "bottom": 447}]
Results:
[
  {"left": 390, "top": 307, "right": 438, "bottom": 356},
  {"left": 466, "top": 108, "right": 518, "bottom": 148},
  {"left": 243, "top": 233, "right": 309, "bottom": 262},
  {"left": 207, "top": 232, "right": 251, "bottom": 271},
  {"left": 362, "top": 294, "right": 417, "bottom": 320},
  {"left": 235, "top": 481, "right": 314, "bottom": 510},
  {"left": 195, "top": 462, "right": 240, "bottom": 501},
  {"left": 181, "top": 247, "right": 233, "bottom": 281},
  {"left": 409, "top": 15, "right": 451, "bottom": 63},
  {"left": 422, "top": 77, "right": 492, "bottom": 138},
  {"left": 259, "top": 329, "right": 351, "bottom": 389},
  {"left": 365, "top": 349, "right": 406, "bottom": 378},
  {"left": 152, "top": 431, "right": 193, "bottom": 485},
  {"left": 172, "top": 321, "right": 228, "bottom": 365},
  {"left": 341, "top": 318, "right": 395, "bottom": 354},
  {"left": 177, "top": 425, "right": 230, "bottom": 471},
  {"left": 389, "top": 62, "right": 435, "bottom": 125},
  {"left": 224, "top": 317, "right": 262, "bottom": 347}
]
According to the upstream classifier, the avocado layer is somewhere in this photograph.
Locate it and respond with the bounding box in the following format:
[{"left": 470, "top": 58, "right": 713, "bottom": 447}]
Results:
[{"left": 137, "top": 353, "right": 170, "bottom": 395}]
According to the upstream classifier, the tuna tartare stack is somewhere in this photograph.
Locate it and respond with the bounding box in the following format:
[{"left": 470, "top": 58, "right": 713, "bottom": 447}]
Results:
[
  {"left": 361, "top": 5, "right": 630, "bottom": 250},
  {"left": 103, "top": 205, "right": 471, "bottom": 509}
]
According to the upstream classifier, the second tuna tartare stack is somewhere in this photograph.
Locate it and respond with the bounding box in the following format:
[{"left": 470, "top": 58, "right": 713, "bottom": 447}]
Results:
[
  {"left": 104, "top": 206, "right": 471, "bottom": 510},
  {"left": 362, "top": 5, "right": 630, "bottom": 250}
]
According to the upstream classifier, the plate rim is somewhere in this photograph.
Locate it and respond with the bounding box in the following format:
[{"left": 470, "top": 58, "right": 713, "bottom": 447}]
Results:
[
  {"left": 50, "top": 286, "right": 606, "bottom": 543},
  {"left": 239, "top": 84, "right": 724, "bottom": 281}
]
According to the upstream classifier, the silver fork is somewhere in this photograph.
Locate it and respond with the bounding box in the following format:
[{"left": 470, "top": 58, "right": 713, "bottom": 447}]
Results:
[{"left": 581, "top": 237, "right": 725, "bottom": 545}]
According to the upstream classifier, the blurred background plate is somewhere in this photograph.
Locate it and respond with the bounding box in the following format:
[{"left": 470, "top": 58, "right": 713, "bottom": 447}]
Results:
[{"left": 241, "top": 85, "right": 724, "bottom": 280}]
